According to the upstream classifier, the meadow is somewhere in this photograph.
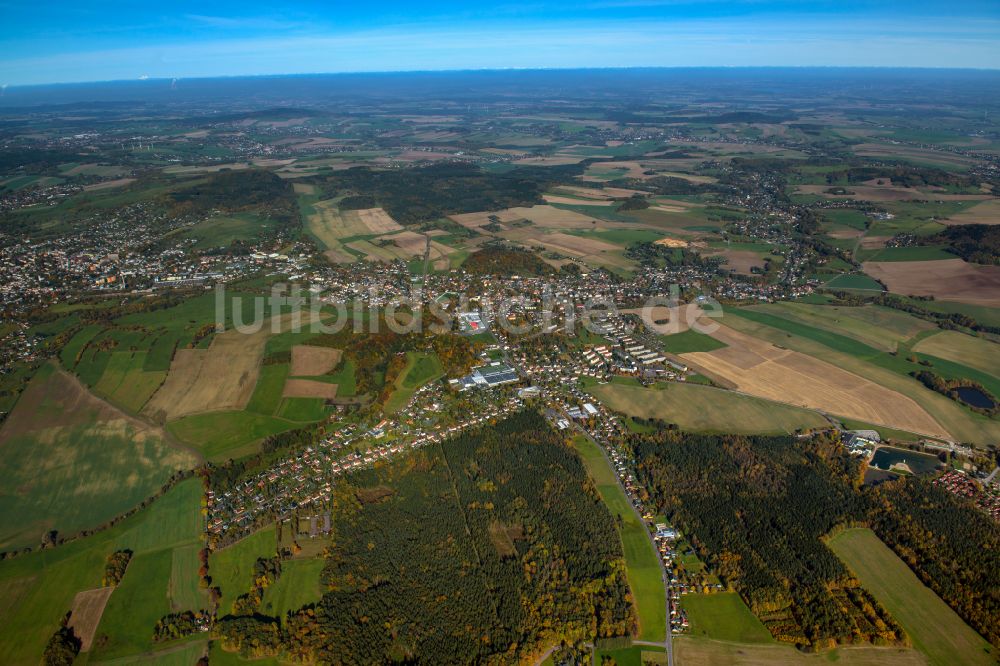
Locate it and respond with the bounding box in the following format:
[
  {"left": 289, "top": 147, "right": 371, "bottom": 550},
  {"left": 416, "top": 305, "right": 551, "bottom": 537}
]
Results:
[
  {"left": 0, "top": 478, "right": 203, "bottom": 665},
  {"left": 828, "top": 528, "right": 995, "bottom": 666},
  {"left": 587, "top": 381, "right": 828, "bottom": 435},
  {"left": 0, "top": 364, "right": 196, "bottom": 551},
  {"left": 571, "top": 434, "right": 667, "bottom": 643},
  {"left": 682, "top": 592, "right": 773, "bottom": 644}
]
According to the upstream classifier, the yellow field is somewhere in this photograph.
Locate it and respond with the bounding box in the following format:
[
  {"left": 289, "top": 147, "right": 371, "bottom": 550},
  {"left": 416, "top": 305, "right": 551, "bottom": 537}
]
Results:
[
  {"left": 912, "top": 330, "right": 1000, "bottom": 378},
  {"left": 828, "top": 528, "right": 995, "bottom": 666},
  {"left": 681, "top": 325, "right": 950, "bottom": 438},
  {"left": 720, "top": 314, "right": 1000, "bottom": 446},
  {"left": 143, "top": 326, "right": 269, "bottom": 421}
]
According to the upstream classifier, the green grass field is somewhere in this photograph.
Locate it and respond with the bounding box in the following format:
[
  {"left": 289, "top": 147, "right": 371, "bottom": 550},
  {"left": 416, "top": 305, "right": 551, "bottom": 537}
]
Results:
[
  {"left": 588, "top": 382, "right": 828, "bottom": 435},
  {"left": 571, "top": 435, "right": 666, "bottom": 643},
  {"left": 0, "top": 364, "right": 196, "bottom": 551},
  {"left": 167, "top": 411, "right": 300, "bottom": 461},
  {"left": 384, "top": 352, "right": 443, "bottom": 414},
  {"left": 169, "top": 543, "right": 208, "bottom": 612},
  {"left": 743, "top": 302, "right": 936, "bottom": 352},
  {"left": 682, "top": 592, "right": 773, "bottom": 644},
  {"left": 913, "top": 330, "right": 1000, "bottom": 379},
  {"left": 0, "top": 478, "right": 203, "bottom": 665},
  {"left": 860, "top": 246, "right": 956, "bottom": 262},
  {"left": 246, "top": 363, "right": 290, "bottom": 415},
  {"left": 89, "top": 548, "right": 175, "bottom": 660},
  {"left": 828, "top": 528, "right": 995, "bottom": 666},
  {"left": 261, "top": 557, "right": 325, "bottom": 618},
  {"left": 92, "top": 351, "right": 166, "bottom": 413},
  {"left": 209, "top": 527, "right": 278, "bottom": 614}
]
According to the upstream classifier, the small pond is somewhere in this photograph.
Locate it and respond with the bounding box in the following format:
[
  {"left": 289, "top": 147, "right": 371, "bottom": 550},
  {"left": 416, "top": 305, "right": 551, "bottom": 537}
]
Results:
[
  {"left": 955, "top": 386, "right": 995, "bottom": 410},
  {"left": 869, "top": 446, "right": 941, "bottom": 476}
]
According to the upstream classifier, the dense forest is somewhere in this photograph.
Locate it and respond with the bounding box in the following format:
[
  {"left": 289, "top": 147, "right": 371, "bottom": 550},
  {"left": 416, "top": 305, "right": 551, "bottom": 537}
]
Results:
[
  {"left": 923, "top": 224, "right": 1000, "bottom": 265},
  {"left": 166, "top": 169, "right": 298, "bottom": 225},
  {"left": 316, "top": 162, "right": 583, "bottom": 224},
  {"left": 462, "top": 245, "right": 554, "bottom": 277},
  {"left": 631, "top": 430, "right": 905, "bottom": 650},
  {"left": 868, "top": 478, "right": 1000, "bottom": 646},
  {"left": 630, "top": 429, "right": 1000, "bottom": 651},
  {"left": 215, "top": 410, "right": 636, "bottom": 663}
]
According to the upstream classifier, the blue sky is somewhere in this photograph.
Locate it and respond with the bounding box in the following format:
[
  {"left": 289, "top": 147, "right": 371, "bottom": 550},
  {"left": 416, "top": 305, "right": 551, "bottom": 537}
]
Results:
[{"left": 1, "top": 1, "right": 998, "bottom": 86}]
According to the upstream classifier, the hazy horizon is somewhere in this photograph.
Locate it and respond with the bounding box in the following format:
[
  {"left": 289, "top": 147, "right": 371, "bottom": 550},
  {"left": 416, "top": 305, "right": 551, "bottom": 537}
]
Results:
[{"left": 2, "top": 1, "right": 998, "bottom": 86}]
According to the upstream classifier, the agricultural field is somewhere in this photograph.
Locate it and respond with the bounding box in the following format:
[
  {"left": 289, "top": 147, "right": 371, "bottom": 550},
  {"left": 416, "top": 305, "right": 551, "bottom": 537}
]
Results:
[
  {"left": 260, "top": 557, "right": 324, "bottom": 618},
  {"left": 679, "top": 324, "right": 948, "bottom": 438},
  {"left": 829, "top": 528, "right": 995, "bottom": 666},
  {"left": 588, "top": 381, "right": 828, "bottom": 434},
  {"left": 0, "top": 364, "right": 196, "bottom": 551},
  {"left": 682, "top": 592, "right": 774, "bottom": 644},
  {"left": 0, "top": 478, "right": 204, "bottom": 665},
  {"left": 571, "top": 434, "right": 666, "bottom": 643},
  {"left": 143, "top": 323, "right": 270, "bottom": 422},
  {"left": 741, "top": 302, "right": 937, "bottom": 352},
  {"left": 912, "top": 330, "right": 1000, "bottom": 378},
  {"left": 720, "top": 309, "right": 1000, "bottom": 445},
  {"left": 674, "top": 638, "right": 927, "bottom": 666},
  {"left": 863, "top": 259, "right": 1000, "bottom": 307}
]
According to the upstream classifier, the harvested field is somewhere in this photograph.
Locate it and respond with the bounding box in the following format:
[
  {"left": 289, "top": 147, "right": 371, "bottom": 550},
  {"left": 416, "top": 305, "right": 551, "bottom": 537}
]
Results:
[
  {"left": 528, "top": 231, "right": 620, "bottom": 256},
  {"left": 674, "top": 638, "right": 927, "bottom": 666},
  {"left": 620, "top": 304, "right": 707, "bottom": 334},
  {"left": 290, "top": 346, "right": 342, "bottom": 376},
  {"left": 589, "top": 383, "right": 827, "bottom": 435},
  {"left": 852, "top": 143, "right": 983, "bottom": 169},
  {"left": 860, "top": 235, "right": 892, "bottom": 249},
  {"left": 913, "top": 330, "right": 1000, "bottom": 377},
  {"left": 143, "top": 325, "right": 269, "bottom": 421},
  {"left": 293, "top": 182, "right": 317, "bottom": 195},
  {"left": 681, "top": 324, "right": 950, "bottom": 438},
  {"left": 706, "top": 249, "right": 765, "bottom": 275},
  {"left": 306, "top": 199, "right": 347, "bottom": 248},
  {"left": 512, "top": 155, "right": 588, "bottom": 166},
  {"left": 68, "top": 587, "right": 114, "bottom": 651},
  {"left": 83, "top": 178, "right": 136, "bottom": 192},
  {"left": 796, "top": 184, "right": 990, "bottom": 202},
  {"left": 378, "top": 230, "right": 429, "bottom": 257},
  {"left": 346, "top": 208, "right": 402, "bottom": 234},
  {"left": 283, "top": 379, "right": 339, "bottom": 400},
  {"left": 941, "top": 198, "right": 1000, "bottom": 225},
  {"left": 323, "top": 248, "right": 355, "bottom": 263},
  {"left": 544, "top": 194, "right": 615, "bottom": 206},
  {"left": 450, "top": 205, "right": 601, "bottom": 230},
  {"left": 863, "top": 258, "right": 1000, "bottom": 307}
]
